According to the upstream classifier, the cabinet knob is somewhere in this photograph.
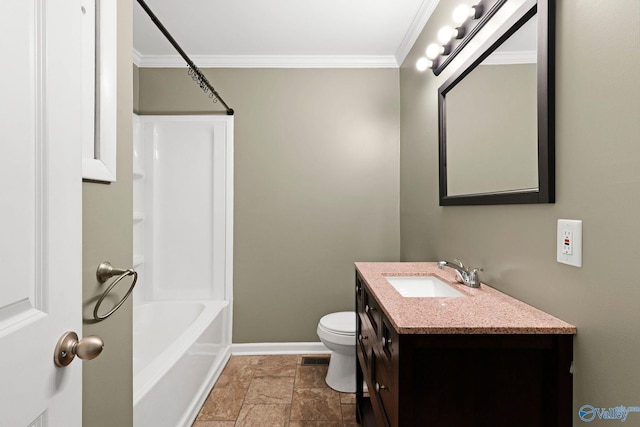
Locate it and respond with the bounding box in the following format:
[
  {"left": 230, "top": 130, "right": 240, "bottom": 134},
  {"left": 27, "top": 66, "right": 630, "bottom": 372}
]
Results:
[
  {"left": 359, "top": 334, "right": 368, "bottom": 342},
  {"left": 382, "top": 336, "right": 391, "bottom": 347},
  {"left": 365, "top": 304, "right": 369, "bottom": 313},
  {"left": 375, "top": 382, "right": 388, "bottom": 393}
]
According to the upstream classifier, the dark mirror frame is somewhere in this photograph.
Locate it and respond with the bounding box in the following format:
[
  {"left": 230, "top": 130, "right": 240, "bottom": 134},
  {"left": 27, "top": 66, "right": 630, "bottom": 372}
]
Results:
[{"left": 438, "top": 0, "right": 555, "bottom": 206}]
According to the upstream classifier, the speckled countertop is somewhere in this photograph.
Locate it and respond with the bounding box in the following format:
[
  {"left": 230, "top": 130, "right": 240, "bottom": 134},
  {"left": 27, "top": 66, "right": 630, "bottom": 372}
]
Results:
[{"left": 355, "top": 262, "right": 576, "bottom": 335}]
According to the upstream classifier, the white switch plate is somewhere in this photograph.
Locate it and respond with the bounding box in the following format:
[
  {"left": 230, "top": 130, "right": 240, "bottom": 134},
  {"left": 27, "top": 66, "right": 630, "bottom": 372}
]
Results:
[{"left": 557, "top": 219, "right": 582, "bottom": 267}]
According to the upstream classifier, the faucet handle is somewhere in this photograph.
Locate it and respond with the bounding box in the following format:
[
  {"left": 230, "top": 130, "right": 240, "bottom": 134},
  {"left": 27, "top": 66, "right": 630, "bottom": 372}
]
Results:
[{"left": 468, "top": 267, "right": 483, "bottom": 287}]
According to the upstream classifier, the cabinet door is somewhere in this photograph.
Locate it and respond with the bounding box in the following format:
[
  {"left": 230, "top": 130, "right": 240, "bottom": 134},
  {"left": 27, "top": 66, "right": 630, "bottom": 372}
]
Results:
[{"left": 373, "top": 350, "right": 396, "bottom": 426}]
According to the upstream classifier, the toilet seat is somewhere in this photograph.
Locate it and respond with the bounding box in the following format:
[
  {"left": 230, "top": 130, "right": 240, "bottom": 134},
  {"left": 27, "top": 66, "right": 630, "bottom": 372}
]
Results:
[{"left": 318, "top": 311, "right": 355, "bottom": 336}]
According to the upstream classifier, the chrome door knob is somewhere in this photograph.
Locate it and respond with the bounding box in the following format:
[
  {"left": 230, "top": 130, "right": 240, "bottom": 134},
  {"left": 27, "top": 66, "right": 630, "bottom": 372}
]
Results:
[{"left": 54, "top": 331, "right": 104, "bottom": 367}]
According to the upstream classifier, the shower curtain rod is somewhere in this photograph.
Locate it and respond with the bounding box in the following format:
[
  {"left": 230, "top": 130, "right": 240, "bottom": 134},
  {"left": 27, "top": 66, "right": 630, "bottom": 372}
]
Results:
[{"left": 136, "top": 0, "right": 234, "bottom": 115}]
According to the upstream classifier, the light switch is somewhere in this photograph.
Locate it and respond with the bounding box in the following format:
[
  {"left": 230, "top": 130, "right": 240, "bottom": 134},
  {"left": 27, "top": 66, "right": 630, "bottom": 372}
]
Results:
[{"left": 557, "top": 219, "right": 582, "bottom": 267}]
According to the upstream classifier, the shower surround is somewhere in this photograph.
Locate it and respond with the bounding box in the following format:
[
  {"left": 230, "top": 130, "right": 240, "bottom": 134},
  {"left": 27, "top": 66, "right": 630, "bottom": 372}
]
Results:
[{"left": 132, "top": 115, "right": 234, "bottom": 427}]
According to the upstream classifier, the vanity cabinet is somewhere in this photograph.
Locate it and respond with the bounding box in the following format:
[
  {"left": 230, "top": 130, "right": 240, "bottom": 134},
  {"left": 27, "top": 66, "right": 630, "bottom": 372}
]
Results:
[{"left": 355, "top": 272, "right": 573, "bottom": 427}]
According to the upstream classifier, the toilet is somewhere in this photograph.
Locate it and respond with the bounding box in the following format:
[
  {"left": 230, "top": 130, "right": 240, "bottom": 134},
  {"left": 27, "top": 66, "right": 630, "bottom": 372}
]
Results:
[{"left": 316, "top": 311, "right": 356, "bottom": 393}]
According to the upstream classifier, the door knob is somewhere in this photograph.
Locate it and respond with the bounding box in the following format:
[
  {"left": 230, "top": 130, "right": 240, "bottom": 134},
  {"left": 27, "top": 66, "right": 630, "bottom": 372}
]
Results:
[{"left": 54, "top": 331, "right": 104, "bottom": 367}]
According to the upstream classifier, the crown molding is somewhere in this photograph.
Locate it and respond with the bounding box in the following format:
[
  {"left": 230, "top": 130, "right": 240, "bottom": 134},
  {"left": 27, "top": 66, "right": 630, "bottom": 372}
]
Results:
[
  {"left": 133, "top": 52, "right": 400, "bottom": 69},
  {"left": 394, "top": 0, "right": 440, "bottom": 66},
  {"left": 132, "top": 48, "right": 142, "bottom": 66}
]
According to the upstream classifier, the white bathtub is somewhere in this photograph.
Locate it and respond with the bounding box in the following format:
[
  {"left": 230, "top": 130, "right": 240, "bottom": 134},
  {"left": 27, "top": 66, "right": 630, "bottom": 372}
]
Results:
[{"left": 133, "top": 300, "right": 231, "bottom": 427}]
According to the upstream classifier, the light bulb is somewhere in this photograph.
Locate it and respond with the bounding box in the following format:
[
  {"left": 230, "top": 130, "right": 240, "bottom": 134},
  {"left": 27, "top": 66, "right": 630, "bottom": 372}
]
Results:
[
  {"left": 452, "top": 4, "right": 471, "bottom": 24},
  {"left": 437, "top": 26, "right": 455, "bottom": 44},
  {"left": 426, "top": 43, "right": 443, "bottom": 60},
  {"left": 416, "top": 57, "right": 433, "bottom": 72},
  {"left": 454, "top": 3, "right": 482, "bottom": 23}
]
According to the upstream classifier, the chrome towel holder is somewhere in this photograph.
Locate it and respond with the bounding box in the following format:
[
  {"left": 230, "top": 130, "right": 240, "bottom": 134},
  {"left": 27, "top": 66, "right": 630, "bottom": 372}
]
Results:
[{"left": 94, "top": 262, "right": 138, "bottom": 321}]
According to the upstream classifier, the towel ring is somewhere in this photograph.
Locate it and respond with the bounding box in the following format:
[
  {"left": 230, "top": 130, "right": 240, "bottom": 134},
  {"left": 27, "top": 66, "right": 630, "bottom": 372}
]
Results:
[{"left": 94, "top": 262, "right": 138, "bottom": 321}]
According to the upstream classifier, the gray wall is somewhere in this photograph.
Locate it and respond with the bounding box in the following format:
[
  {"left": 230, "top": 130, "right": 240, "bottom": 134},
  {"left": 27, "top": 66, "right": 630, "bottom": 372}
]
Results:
[
  {"left": 133, "top": 64, "right": 139, "bottom": 113},
  {"left": 400, "top": 0, "right": 640, "bottom": 422},
  {"left": 83, "top": 1, "right": 133, "bottom": 425},
  {"left": 137, "top": 68, "right": 401, "bottom": 342}
]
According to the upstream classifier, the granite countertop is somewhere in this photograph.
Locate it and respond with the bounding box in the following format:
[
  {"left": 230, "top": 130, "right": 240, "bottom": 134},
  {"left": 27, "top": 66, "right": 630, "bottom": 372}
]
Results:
[{"left": 355, "top": 262, "right": 577, "bottom": 335}]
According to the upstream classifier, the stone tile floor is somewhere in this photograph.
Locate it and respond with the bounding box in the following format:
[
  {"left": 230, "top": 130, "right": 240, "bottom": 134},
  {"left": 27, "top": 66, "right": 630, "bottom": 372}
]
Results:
[{"left": 192, "top": 354, "right": 360, "bottom": 427}]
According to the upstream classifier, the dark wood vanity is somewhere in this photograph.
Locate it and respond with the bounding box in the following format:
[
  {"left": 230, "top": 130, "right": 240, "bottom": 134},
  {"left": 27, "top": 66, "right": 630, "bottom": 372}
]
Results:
[{"left": 355, "top": 263, "right": 575, "bottom": 427}]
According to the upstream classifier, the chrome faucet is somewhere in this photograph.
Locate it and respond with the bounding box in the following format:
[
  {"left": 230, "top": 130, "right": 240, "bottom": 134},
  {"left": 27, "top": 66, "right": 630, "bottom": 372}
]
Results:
[{"left": 437, "top": 259, "right": 483, "bottom": 288}]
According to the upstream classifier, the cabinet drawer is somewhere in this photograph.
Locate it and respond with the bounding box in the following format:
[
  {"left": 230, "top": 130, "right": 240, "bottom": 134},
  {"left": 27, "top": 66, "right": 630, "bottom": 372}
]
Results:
[
  {"left": 356, "top": 275, "right": 381, "bottom": 335},
  {"left": 356, "top": 274, "right": 365, "bottom": 312},
  {"left": 357, "top": 313, "right": 375, "bottom": 372},
  {"left": 376, "top": 316, "right": 398, "bottom": 375},
  {"left": 363, "top": 288, "right": 381, "bottom": 334}
]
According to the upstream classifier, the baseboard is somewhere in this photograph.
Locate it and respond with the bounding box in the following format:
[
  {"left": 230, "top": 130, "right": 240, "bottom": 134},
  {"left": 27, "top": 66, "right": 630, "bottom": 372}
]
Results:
[{"left": 231, "top": 342, "right": 330, "bottom": 355}]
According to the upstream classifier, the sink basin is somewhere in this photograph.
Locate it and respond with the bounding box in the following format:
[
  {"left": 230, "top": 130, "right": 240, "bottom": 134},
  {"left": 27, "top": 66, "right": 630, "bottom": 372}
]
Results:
[{"left": 384, "top": 276, "right": 464, "bottom": 298}]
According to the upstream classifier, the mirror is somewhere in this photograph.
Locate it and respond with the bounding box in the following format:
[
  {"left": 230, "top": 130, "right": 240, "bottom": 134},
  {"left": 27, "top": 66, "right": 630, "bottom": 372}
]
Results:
[{"left": 438, "top": 0, "right": 554, "bottom": 205}]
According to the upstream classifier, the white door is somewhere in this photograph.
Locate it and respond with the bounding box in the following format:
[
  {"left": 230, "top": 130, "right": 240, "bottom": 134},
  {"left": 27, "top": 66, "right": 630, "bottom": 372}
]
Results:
[{"left": 0, "top": 1, "right": 83, "bottom": 426}]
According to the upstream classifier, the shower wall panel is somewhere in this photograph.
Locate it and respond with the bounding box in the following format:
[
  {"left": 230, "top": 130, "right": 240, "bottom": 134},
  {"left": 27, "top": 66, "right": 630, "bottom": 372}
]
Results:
[{"left": 134, "top": 115, "right": 233, "bottom": 302}]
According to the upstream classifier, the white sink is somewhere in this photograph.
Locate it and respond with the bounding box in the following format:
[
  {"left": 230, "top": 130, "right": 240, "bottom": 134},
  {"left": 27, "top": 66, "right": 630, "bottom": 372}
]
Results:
[{"left": 384, "top": 276, "right": 464, "bottom": 298}]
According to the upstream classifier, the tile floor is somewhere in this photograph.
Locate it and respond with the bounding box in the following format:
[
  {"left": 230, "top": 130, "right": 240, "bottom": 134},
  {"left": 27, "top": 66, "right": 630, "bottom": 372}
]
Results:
[{"left": 192, "top": 354, "right": 360, "bottom": 426}]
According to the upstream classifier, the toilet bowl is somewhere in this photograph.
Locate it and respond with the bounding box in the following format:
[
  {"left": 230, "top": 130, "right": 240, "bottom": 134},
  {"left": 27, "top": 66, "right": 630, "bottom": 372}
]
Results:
[{"left": 317, "top": 311, "right": 356, "bottom": 393}]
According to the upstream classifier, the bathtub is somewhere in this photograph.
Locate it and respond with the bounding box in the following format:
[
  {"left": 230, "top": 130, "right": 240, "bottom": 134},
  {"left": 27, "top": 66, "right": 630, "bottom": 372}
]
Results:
[{"left": 133, "top": 300, "right": 231, "bottom": 427}]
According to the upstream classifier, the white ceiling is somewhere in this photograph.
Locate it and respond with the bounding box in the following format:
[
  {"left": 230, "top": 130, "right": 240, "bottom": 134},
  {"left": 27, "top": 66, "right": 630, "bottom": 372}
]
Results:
[{"left": 132, "top": 0, "right": 439, "bottom": 68}]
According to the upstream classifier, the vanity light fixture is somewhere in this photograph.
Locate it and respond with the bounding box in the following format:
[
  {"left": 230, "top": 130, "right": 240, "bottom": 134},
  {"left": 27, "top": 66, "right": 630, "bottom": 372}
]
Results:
[
  {"left": 415, "top": 57, "right": 433, "bottom": 71},
  {"left": 437, "top": 26, "right": 464, "bottom": 44},
  {"left": 426, "top": 43, "right": 448, "bottom": 59},
  {"left": 415, "top": 0, "right": 507, "bottom": 76},
  {"left": 452, "top": 4, "right": 483, "bottom": 25}
]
